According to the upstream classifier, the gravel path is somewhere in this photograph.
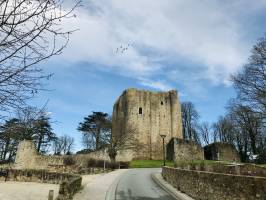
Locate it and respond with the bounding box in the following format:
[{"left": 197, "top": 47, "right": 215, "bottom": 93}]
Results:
[{"left": 0, "top": 181, "right": 59, "bottom": 200}]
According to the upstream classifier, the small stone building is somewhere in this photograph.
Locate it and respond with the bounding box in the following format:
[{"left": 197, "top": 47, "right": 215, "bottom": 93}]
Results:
[
  {"left": 204, "top": 142, "right": 240, "bottom": 162},
  {"left": 166, "top": 138, "right": 204, "bottom": 162}
]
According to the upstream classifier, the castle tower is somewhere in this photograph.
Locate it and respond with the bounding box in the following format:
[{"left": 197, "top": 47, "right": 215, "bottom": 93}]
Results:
[{"left": 112, "top": 88, "right": 183, "bottom": 160}]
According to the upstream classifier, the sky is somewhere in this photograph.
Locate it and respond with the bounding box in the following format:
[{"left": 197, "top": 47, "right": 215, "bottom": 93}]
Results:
[{"left": 30, "top": 0, "right": 266, "bottom": 151}]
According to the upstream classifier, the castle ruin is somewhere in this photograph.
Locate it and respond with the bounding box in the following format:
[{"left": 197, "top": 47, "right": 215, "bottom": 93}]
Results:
[{"left": 112, "top": 88, "right": 183, "bottom": 160}]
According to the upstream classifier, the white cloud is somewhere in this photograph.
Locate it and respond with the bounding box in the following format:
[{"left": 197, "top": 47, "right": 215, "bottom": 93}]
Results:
[
  {"left": 59, "top": 0, "right": 266, "bottom": 87},
  {"left": 138, "top": 78, "right": 173, "bottom": 91}
]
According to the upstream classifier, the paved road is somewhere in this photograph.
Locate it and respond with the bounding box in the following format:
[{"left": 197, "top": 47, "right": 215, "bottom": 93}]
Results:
[
  {"left": 74, "top": 169, "right": 128, "bottom": 200},
  {"left": 114, "top": 168, "right": 176, "bottom": 200}
]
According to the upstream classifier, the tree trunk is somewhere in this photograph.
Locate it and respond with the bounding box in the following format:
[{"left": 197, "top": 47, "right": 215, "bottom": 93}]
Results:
[
  {"left": 37, "top": 135, "right": 43, "bottom": 153},
  {"left": 96, "top": 128, "right": 100, "bottom": 150},
  {"left": 3, "top": 140, "right": 10, "bottom": 160},
  {"left": 108, "top": 148, "right": 117, "bottom": 164}
]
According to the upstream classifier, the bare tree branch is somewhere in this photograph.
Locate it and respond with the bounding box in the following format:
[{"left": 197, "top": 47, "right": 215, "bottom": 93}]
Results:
[{"left": 0, "top": 0, "right": 81, "bottom": 114}]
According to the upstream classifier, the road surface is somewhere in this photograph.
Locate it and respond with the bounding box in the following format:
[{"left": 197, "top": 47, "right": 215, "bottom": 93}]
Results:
[
  {"left": 74, "top": 169, "right": 128, "bottom": 200},
  {"left": 114, "top": 168, "right": 176, "bottom": 200}
]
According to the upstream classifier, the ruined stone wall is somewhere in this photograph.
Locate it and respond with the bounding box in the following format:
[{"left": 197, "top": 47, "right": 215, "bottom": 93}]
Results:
[
  {"left": 162, "top": 166, "right": 266, "bottom": 200},
  {"left": 73, "top": 148, "right": 133, "bottom": 166},
  {"left": 166, "top": 138, "right": 204, "bottom": 161},
  {"left": 15, "top": 140, "right": 133, "bottom": 170},
  {"left": 112, "top": 88, "right": 183, "bottom": 160},
  {"left": 204, "top": 142, "right": 240, "bottom": 162}
]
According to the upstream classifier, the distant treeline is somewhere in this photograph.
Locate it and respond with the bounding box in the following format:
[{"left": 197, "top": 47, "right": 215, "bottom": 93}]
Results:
[{"left": 181, "top": 36, "right": 266, "bottom": 163}]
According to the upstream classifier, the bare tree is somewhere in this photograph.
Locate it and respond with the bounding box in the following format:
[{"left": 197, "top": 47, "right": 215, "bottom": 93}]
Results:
[
  {"left": 108, "top": 123, "right": 142, "bottom": 163},
  {"left": 0, "top": 0, "right": 80, "bottom": 113},
  {"left": 228, "top": 101, "right": 262, "bottom": 155},
  {"left": 81, "top": 133, "right": 96, "bottom": 150},
  {"left": 232, "top": 36, "right": 266, "bottom": 117},
  {"left": 229, "top": 35, "right": 266, "bottom": 162},
  {"left": 53, "top": 135, "right": 74, "bottom": 155},
  {"left": 181, "top": 101, "right": 201, "bottom": 143},
  {"left": 213, "top": 115, "right": 235, "bottom": 144},
  {"left": 198, "top": 122, "right": 212, "bottom": 145},
  {"left": 53, "top": 137, "right": 64, "bottom": 155}
]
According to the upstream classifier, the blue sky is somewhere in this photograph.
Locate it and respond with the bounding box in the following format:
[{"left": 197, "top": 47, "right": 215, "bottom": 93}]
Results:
[{"left": 30, "top": 0, "right": 266, "bottom": 151}]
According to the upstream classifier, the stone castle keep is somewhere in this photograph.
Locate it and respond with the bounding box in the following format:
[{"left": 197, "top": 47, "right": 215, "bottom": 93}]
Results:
[{"left": 112, "top": 88, "right": 183, "bottom": 160}]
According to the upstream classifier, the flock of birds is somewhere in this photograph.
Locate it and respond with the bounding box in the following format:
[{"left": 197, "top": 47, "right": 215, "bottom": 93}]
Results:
[{"left": 115, "top": 44, "right": 130, "bottom": 54}]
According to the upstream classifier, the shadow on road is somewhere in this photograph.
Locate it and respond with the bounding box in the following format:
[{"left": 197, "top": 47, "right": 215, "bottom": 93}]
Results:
[{"left": 116, "top": 189, "right": 174, "bottom": 200}]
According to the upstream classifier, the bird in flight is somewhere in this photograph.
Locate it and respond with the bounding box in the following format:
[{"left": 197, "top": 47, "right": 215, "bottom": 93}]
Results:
[{"left": 115, "top": 44, "right": 130, "bottom": 54}]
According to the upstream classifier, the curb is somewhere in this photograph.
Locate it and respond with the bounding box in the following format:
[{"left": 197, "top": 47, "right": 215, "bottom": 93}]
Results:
[
  {"left": 151, "top": 173, "right": 194, "bottom": 200},
  {"left": 105, "top": 169, "right": 129, "bottom": 200}
]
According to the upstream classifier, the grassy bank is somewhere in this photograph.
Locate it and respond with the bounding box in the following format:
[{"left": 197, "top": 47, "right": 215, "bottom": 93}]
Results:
[
  {"left": 129, "top": 160, "right": 174, "bottom": 168},
  {"left": 175, "top": 160, "right": 231, "bottom": 166},
  {"left": 259, "top": 164, "right": 266, "bottom": 168},
  {"left": 129, "top": 160, "right": 230, "bottom": 168},
  {"left": 128, "top": 159, "right": 266, "bottom": 169}
]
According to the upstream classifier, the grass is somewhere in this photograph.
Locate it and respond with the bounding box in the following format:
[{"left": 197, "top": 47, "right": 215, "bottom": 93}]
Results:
[
  {"left": 174, "top": 159, "right": 231, "bottom": 167},
  {"left": 259, "top": 164, "right": 266, "bottom": 168},
  {"left": 129, "top": 160, "right": 174, "bottom": 168},
  {"left": 129, "top": 160, "right": 266, "bottom": 170},
  {"left": 129, "top": 159, "right": 232, "bottom": 168}
]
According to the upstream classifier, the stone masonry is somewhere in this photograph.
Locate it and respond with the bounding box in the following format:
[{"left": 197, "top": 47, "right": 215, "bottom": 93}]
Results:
[
  {"left": 15, "top": 140, "right": 40, "bottom": 169},
  {"left": 166, "top": 138, "right": 204, "bottom": 161},
  {"left": 162, "top": 166, "right": 266, "bottom": 200},
  {"left": 204, "top": 142, "right": 241, "bottom": 162},
  {"left": 15, "top": 140, "right": 133, "bottom": 170},
  {"left": 15, "top": 140, "right": 65, "bottom": 169},
  {"left": 112, "top": 88, "right": 183, "bottom": 160}
]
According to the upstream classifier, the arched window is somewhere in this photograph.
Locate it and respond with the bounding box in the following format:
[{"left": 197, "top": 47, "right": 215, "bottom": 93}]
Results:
[
  {"left": 161, "top": 101, "right": 163, "bottom": 105},
  {"left": 139, "top": 107, "right": 142, "bottom": 114}
]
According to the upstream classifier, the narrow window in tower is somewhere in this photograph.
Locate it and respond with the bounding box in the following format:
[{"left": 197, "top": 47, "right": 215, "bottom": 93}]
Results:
[
  {"left": 139, "top": 107, "right": 142, "bottom": 114},
  {"left": 161, "top": 101, "right": 163, "bottom": 105}
]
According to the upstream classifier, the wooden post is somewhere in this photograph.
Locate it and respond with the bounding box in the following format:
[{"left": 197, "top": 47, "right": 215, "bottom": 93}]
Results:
[{"left": 48, "top": 190, "right": 54, "bottom": 200}]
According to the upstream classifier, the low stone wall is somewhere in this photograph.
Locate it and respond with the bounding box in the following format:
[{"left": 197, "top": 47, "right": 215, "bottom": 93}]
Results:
[
  {"left": 162, "top": 166, "right": 266, "bottom": 200},
  {"left": 235, "top": 164, "right": 266, "bottom": 177},
  {"left": 15, "top": 140, "right": 133, "bottom": 171},
  {"left": 56, "top": 176, "right": 82, "bottom": 200},
  {"left": 0, "top": 168, "right": 69, "bottom": 183},
  {"left": 175, "top": 162, "right": 266, "bottom": 177},
  {"left": 0, "top": 168, "right": 82, "bottom": 200}
]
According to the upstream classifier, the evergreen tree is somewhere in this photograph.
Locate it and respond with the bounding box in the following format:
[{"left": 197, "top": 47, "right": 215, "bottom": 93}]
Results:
[{"left": 78, "top": 112, "right": 111, "bottom": 150}]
